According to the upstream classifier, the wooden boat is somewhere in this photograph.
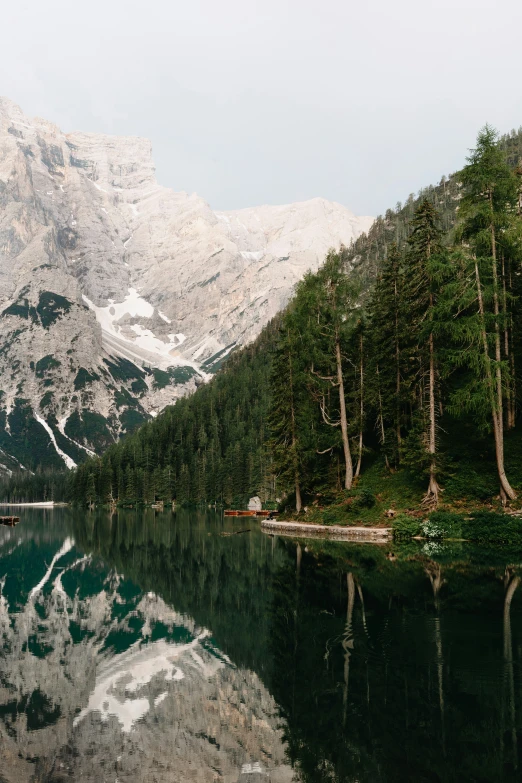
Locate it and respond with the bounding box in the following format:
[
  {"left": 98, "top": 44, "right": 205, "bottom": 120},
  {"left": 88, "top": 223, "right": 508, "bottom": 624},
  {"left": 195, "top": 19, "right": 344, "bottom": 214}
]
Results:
[{"left": 0, "top": 516, "right": 20, "bottom": 527}]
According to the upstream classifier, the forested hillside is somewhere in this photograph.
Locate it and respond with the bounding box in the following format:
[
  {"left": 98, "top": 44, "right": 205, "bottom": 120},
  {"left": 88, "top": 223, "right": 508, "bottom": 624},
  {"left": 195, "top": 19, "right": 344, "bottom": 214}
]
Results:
[
  {"left": 67, "top": 318, "right": 280, "bottom": 506},
  {"left": 16, "top": 125, "right": 522, "bottom": 511}
]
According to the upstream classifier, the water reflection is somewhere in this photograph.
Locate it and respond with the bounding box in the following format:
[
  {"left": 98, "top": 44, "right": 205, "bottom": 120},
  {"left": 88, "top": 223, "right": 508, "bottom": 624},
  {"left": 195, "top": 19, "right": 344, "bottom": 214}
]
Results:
[
  {"left": 2, "top": 510, "right": 522, "bottom": 781},
  {"left": 269, "top": 538, "right": 522, "bottom": 782},
  {"left": 0, "top": 509, "right": 291, "bottom": 782}
]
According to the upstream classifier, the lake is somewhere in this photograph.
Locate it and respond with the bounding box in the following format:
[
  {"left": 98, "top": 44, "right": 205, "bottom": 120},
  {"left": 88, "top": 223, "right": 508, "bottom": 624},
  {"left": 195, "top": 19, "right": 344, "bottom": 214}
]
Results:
[{"left": 1, "top": 509, "right": 521, "bottom": 782}]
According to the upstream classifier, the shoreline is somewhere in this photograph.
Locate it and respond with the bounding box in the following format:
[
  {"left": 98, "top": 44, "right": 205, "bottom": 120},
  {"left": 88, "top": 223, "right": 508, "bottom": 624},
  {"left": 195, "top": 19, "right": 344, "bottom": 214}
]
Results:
[
  {"left": 0, "top": 501, "right": 62, "bottom": 508},
  {"left": 261, "top": 519, "right": 393, "bottom": 542}
]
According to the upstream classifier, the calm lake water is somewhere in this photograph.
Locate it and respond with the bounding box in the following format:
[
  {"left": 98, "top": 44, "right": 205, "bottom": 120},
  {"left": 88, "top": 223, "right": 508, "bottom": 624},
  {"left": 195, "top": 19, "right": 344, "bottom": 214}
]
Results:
[{"left": 1, "top": 509, "right": 522, "bottom": 782}]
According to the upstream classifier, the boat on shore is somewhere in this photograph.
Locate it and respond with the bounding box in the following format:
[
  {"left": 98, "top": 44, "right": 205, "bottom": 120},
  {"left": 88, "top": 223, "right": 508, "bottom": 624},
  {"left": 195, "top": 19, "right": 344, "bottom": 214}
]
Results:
[{"left": 0, "top": 516, "right": 20, "bottom": 527}]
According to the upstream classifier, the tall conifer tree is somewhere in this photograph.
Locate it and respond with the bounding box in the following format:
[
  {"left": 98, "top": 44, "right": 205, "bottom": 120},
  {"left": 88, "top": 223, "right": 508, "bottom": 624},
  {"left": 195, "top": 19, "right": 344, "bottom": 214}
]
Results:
[
  {"left": 403, "top": 199, "right": 445, "bottom": 505},
  {"left": 296, "top": 251, "right": 360, "bottom": 491},
  {"left": 269, "top": 314, "right": 306, "bottom": 511},
  {"left": 456, "top": 126, "right": 519, "bottom": 502},
  {"left": 367, "top": 243, "right": 406, "bottom": 467}
]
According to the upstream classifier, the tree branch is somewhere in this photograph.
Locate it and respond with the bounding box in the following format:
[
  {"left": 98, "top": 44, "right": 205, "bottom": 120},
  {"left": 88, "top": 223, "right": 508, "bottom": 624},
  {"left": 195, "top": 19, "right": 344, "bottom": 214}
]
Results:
[{"left": 320, "top": 396, "right": 341, "bottom": 427}]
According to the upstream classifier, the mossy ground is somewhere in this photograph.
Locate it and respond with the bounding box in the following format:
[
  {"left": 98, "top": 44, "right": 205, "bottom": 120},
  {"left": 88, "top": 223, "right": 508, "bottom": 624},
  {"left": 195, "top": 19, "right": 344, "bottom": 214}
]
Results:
[{"left": 281, "top": 426, "right": 522, "bottom": 543}]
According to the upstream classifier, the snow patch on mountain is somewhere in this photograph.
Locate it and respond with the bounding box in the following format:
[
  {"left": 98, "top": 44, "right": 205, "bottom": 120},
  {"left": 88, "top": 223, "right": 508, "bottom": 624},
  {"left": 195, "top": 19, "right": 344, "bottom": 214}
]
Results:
[
  {"left": 82, "top": 291, "right": 201, "bottom": 372},
  {"left": 33, "top": 413, "right": 77, "bottom": 469}
]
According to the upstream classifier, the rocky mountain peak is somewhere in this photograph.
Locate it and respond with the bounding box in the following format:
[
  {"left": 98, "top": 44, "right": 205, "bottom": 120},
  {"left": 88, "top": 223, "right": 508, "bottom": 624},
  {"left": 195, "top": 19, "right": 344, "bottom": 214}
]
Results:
[{"left": 0, "top": 97, "right": 373, "bottom": 473}]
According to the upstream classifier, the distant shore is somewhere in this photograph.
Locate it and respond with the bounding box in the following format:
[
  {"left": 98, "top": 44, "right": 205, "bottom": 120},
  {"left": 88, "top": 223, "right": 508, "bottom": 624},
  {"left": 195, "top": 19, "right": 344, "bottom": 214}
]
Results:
[{"left": 0, "top": 501, "right": 65, "bottom": 508}]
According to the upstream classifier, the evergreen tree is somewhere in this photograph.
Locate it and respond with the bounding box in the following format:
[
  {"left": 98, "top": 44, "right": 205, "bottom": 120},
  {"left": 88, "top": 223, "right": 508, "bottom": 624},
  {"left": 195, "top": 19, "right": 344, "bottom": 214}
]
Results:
[
  {"left": 269, "top": 316, "right": 306, "bottom": 511},
  {"left": 455, "top": 126, "right": 519, "bottom": 502},
  {"left": 353, "top": 318, "right": 366, "bottom": 479},
  {"left": 403, "top": 199, "right": 445, "bottom": 505},
  {"left": 62, "top": 125, "right": 522, "bottom": 515},
  {"left": 367, "top": 243, "right": 407, "bottom": 468},
  {"left": 296, "top": 251, "right": 361, "bottom": 491}
]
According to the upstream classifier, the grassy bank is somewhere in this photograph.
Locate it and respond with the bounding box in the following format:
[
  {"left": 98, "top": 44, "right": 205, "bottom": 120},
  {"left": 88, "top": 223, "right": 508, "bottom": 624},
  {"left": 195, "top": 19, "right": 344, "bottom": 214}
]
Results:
[{"left": 278, "top": 427, "right": 522, "bottom": 545}]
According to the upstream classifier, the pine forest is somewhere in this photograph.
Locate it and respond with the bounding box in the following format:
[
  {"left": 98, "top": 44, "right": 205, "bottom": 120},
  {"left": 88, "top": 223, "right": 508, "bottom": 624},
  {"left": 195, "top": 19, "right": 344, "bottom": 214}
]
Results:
[{"left": 7, "top": 125, "right": 522, "bottom": 524}]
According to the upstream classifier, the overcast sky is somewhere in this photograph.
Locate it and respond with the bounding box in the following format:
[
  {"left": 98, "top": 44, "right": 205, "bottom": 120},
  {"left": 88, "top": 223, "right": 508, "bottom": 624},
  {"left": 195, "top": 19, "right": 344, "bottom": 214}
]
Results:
[{"left": 2, "top": 0, "right": 521, "bottom": 216}]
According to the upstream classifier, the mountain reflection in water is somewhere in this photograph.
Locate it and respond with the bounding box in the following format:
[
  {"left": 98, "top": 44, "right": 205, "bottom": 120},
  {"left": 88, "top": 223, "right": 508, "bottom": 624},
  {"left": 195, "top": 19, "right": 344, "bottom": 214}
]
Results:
[{"left": 1, "top": 509, "right": 522, "bottom": 782}]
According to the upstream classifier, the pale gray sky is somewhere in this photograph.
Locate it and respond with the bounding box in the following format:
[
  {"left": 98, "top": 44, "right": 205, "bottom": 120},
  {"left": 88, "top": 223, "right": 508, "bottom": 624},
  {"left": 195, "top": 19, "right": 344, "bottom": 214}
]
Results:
[{"left": 2, "top": 0, "right": 521, "bottom": 216}]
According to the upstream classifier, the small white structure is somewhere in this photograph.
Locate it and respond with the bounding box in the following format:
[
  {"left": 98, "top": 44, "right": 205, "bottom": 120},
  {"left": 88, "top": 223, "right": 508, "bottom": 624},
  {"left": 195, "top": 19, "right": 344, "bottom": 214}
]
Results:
[
  {"left": 238, "top": 762, "right": 270, "bottom": 781},
  {"left": 247, "top": 496, "right": 262, "bottom": 511}
]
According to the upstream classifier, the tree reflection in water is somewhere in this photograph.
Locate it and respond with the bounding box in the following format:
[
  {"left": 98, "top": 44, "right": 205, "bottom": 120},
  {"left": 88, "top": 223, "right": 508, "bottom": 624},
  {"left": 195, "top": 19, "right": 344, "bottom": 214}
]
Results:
[
  {"left": 3, "top": 510, "right": 522, "bottom": 782},
  {"left": 268, "top": 538, "right": 522, "bottom": 782}
]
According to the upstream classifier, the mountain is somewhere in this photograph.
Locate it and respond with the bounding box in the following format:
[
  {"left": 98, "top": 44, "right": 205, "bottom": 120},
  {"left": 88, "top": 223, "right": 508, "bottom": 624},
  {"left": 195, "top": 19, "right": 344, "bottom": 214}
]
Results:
[
  {"left": 68, "top": 126, "right": 522, "bottom": 512},
  {"left": 0, "top": 97, "right": 373, "bottom": 475}
]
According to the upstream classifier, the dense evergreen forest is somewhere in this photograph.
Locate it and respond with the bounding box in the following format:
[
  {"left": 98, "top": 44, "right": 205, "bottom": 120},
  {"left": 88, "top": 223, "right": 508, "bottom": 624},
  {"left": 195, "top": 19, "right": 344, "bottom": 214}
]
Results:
[
  {"left": 0, "top": 467, "right": 69, "bottom": 504},
  {"left": 69, "top": 318, "right": 280, "bottom": 506},
  {"left": 7, "top": 125, "right": 522, "bottom": 513}
]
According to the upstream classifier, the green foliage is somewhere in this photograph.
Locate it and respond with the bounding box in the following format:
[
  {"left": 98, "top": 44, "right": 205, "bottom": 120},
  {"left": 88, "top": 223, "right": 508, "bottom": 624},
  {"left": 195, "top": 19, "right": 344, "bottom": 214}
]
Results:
[
  {"left": 69, "top": 318, "right": 281, "bottom": 506},
  {"left": 459, "top": 511, "right": 522, "bottom": 543},
  {"left": 352, "top": 488, "right": 376, "bottom": 510},
  {"left": 0, "top": 399, "right": 63, "bottom": 471},
  {"left": 64, "top": 409, "right": 114, "bottom": 452},
  {"left": 421, "top": 511, "right": 463, "bottom": 539},
  {"left": 40, "top": 391, "right": 53, "bottom": 410},
  {"left": 35, "top": 355, "right": 61, "bottom": 377},
  {"left": 392, "top": 513, "right": 421, "bottom": 539},
  {"left": 168, "top": 366, "right": 198, "bottom": 384},
  {"left": 151, "top": 366, "right": 198, "bottom": 389},
  {"left": 103, "top": 357, "right": 146, "bottom": 383},
  {"left": 130, "top": 377, "right": 147, "bottom": 395},
  {"left": 151, "top": 369, "right": 170, "bottom": 389},
  {"left": 65, "top": 125, "right": 522, "bottom": 518},
  {"left": 0, "top": 468, "right": 69, "bottom": 502},
  {"left": 36, "top": 292, "right": 72, "bottom": 328},
  {"left": 1, "top": 299, "right": 37, "bottom": 321},
  {"left": 74, "top": 367, "right": 100, "bottom": 390},
  {"left": 119, "top": 407, "right": 148, "bottom": 433},
  {"left": 200, "top": 344, "right": 237, "bottom": 372}
]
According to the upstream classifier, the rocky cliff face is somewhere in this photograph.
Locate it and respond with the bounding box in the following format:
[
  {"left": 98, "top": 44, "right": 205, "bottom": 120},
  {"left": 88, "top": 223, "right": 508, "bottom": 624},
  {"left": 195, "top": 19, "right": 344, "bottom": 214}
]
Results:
[{"left": 0, "top": 97, "right": 373, "bottom": 472}]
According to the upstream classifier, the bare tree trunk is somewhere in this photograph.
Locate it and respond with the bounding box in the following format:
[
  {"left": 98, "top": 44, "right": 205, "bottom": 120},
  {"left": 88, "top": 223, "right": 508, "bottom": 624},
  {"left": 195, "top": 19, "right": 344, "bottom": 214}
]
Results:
[
  {"left": 475, "top": 259, "right": 516, "bottom": 502},
  {"left": 355, "top": 330, "right": 364, "bottom": 478},
  {"left": 506, "top": 258, "right": 516, "bottom": 429},
  {"left": 423, "top": 307, "right": 440, "bottom": 506},
  {"left": 336, "top": 334, "right": 353, "bottom": 490},
  {"left": 491, "top": 216, "right": 515, "bottom": 502},
  {"left": 499, "top": 252, "right": 516, "bottom": 436},
  {"left": 376, "top": 364, "right": 390, "bottom": 471},
  {"left": 501, "top": 255, "right": 513, "bottom": 429},
  {"left": 294, "top": 470, "right": 302, "bottom": 514}
]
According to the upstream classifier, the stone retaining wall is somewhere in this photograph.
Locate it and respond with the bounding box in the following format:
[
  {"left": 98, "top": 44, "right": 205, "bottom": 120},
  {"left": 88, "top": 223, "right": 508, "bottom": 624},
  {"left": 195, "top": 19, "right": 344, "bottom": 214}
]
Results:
[{"left": 261, "top": 520, "right": 393, "bottom": 542}]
